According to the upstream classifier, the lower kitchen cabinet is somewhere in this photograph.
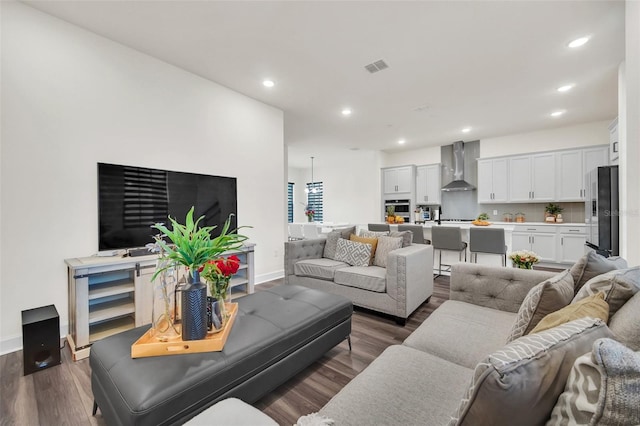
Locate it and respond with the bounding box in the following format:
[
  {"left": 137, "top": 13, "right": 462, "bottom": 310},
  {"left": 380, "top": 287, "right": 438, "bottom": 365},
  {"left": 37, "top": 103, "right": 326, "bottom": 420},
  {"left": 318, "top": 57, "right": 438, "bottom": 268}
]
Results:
[
  {"left": 557, "top": 226, "right": 587, "bottom": 263},
  {"left": 512, "top": 224, "right": 586, "bottom": 264}
]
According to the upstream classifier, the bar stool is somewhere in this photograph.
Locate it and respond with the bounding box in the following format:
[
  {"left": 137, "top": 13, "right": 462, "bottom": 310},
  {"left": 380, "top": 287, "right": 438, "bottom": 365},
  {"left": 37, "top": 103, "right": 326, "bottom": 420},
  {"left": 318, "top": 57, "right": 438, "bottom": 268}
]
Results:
[
  {"left": 288, "top": 224, "right": 304, "bottom": 240},
  {"left": 431, "top": 226, "right": 467, "bottom": 276},
  {"left": 469, "top": 227, "right": 507, "bottom": 266},
  {"left": 397, "top": 224, "right": 431, "bottom": 244},
  {"left": 302, "top": 223, "right": 320, "bottom": 239},
  {"left": 368, "top": 223, "right": 391, "bottom": 232}
]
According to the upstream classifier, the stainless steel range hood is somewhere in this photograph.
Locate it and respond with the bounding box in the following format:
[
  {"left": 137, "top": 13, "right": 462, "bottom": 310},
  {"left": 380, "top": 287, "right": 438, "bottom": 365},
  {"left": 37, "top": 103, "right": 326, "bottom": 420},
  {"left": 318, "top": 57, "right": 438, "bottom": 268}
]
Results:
[{"left": 441, "top": 141, "right": 476, "bottom": 192}]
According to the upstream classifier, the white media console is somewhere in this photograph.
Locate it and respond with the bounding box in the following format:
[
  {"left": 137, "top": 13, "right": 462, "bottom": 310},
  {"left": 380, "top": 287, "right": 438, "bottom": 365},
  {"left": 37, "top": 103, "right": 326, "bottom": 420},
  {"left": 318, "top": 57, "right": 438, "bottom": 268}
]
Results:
[{"left": 64, "top": 244, "right": 255, "bottom": 360}]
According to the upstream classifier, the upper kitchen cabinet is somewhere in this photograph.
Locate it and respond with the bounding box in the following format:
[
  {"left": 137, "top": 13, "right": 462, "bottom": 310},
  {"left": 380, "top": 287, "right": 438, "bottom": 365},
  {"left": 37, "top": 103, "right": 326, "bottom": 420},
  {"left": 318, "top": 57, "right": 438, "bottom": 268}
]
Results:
[
  {"left": 509, "top": 153, "right": 556, "bottom": 202},
  {"left": 477, "top": 158, "right": 508, "bottom": 203},
  {"left": 383, "top": 165, "right": 415, "bottom": 196},
  {"left": 557, "top": 146, "right": 608, "bottom": 201},
  {"left": 416, "top": 164, "right": 441, "bottom": 205}
]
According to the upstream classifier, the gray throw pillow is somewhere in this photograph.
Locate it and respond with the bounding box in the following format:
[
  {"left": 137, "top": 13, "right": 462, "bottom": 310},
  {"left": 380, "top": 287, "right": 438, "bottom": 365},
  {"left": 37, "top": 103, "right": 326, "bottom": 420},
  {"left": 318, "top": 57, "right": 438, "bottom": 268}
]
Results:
[
  {"left": 322, "top": 230, "right": 342, "bottom": 260},
  {"left": 609, "top": 291, "right": 640, "bottom": 351},
  {"left": 389, "top": 230, "right": 412, "bottom": 247},
  {"left": 547, "top": 338, "right": 640, "bottom": 426},
  {"left": 322, "top": 226, "right": 357, "bottom": 260},
  {"left": 570, "top": 252, "right": 628, "bottom": 293},
  {"left": 449, "top": 318, "right": 613, "bottom": 426},
  {"left": 572, "top": 266, "right": 640, "bottom": 319},
  {"left": 334, "top": 238, "right": 372, "bottom": 267},
  {"left": 359, "top": 230, "right": 389, "bottom": 238},
  {"left": 507, "top": 270, "right": 575, "bottom": 342},
  {"left": 373, "top": 236, "right": 403, "bottom": 268}
]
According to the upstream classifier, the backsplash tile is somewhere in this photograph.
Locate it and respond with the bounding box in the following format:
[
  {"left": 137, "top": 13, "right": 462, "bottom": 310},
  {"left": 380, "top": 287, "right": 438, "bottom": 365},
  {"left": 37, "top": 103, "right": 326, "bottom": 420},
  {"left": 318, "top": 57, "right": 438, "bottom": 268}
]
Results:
[{"left": 477, "top": 202, "right": 586, "bottom": 224}]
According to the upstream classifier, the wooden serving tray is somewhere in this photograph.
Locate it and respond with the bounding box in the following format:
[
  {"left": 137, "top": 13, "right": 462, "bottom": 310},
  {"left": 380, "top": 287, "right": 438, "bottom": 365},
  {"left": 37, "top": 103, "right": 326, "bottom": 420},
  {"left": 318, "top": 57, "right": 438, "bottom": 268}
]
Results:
[{"left": 131, "top": 303, "right": 238, "bottom": 358}]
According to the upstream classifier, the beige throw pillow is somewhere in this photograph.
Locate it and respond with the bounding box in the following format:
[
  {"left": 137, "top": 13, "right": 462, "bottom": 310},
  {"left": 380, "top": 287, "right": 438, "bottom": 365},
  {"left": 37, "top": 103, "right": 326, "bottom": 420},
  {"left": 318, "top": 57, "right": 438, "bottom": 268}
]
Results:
[
  {"left": 389, "top": 231, "right": 412, "bottom": 247},
  {"left": 506, "top": 270, "right": 575, "bottom": 342},
  {"left": 572, "top": 266, "right": 640, "bottom": 319},
  {"left": 547, "top": 338, "right": 640, "bottom": 426},
  {"left": 449, "top": 318, "right": 613, "bottom": 426},
  {"left": 373, "top": 236, "right": 403, "bottom": 268},
  {"left": 570, "top": 252, "right": 628, "bottom": 293},
  {"left": 530, "top": 292, "right": 609, "bottom": 334}
]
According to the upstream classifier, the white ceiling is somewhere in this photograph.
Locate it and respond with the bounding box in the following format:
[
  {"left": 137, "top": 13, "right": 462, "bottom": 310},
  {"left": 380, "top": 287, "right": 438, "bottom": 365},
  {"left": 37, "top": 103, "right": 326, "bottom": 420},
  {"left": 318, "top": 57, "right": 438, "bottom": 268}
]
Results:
[{"left": 24, "top": 0, "right": 625, "bottom": 167}]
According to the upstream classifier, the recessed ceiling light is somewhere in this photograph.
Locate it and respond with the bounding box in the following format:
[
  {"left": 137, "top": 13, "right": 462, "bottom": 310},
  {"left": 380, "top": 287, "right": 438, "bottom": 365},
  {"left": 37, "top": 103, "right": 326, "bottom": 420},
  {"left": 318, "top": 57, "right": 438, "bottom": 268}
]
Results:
[
  {"left": 398, "top": 139, "right": 406, "bottom": 145},
  {"left": 341, "top": 108, "right": 352, "bottom": 116},
  {"left": 462, "top": 127, "right": 472, "bottom": 133},
  {"left": 557, "top": 84, "right": 575, "bottom": 92},
  {"left": 568, "top": 36, "right": 590, "bottom": 48},
  {"left": 550, "top": 110, "right": 566, "bottom": 117},
  {"left": 262, "top": 79, "right": 275, "bottom": 88}
]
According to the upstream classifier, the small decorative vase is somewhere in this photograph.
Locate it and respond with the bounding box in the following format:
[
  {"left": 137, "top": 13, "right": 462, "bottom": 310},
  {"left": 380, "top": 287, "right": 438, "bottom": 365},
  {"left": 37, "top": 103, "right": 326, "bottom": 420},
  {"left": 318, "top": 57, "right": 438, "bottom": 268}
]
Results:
[
  {"left": 181, "top": 270, "right": 207, "bottom": 341},
  {"left": 207, "top": 296, "right": 223, "bottom": 332},
  {"left": 152, "top": 259, "right": 180, "bottom": 341},
  {"left": 307, "top": 215, "right": 313, "bottom": 223}
]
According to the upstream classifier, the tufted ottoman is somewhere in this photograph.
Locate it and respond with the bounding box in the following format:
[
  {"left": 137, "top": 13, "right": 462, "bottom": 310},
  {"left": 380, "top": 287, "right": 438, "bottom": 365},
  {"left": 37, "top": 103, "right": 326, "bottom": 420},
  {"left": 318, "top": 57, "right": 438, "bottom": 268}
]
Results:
[{"left": 90, "top": 285, "right": 352, "bottom": 426}]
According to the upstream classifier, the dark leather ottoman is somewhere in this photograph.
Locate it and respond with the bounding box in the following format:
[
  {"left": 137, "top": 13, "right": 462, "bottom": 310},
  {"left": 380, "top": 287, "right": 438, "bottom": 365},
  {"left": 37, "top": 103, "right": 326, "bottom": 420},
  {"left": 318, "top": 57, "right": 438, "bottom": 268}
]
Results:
[{"left": 90, "top": 285, "right": 352, "bottom": 426}]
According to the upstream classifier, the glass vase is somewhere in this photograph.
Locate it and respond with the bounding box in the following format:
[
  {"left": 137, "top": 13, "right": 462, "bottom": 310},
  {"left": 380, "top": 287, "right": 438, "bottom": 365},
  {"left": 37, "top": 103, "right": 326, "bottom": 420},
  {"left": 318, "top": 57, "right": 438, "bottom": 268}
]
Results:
[
  {"left": 152, "top": 260, "right": 180, "bottom": 341},
  {"left": 208, "top": 277, "right": 231, "bottom": 329}
]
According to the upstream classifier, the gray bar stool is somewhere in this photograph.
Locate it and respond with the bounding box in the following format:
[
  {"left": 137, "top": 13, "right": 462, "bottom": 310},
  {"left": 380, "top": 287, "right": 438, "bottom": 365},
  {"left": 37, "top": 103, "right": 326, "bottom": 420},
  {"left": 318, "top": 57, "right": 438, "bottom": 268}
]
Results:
[
  {"left": 431, "top": 226, "right": 467, "bottom": 276},
  {"left": 368, "top": 223, "right": 391, "bottom": 232},
  {"left": 469, "top": 227, "right": 507, "bottom": 266},
  {"left": 397, "top": 224, "right": 431, "bottom": 244}
]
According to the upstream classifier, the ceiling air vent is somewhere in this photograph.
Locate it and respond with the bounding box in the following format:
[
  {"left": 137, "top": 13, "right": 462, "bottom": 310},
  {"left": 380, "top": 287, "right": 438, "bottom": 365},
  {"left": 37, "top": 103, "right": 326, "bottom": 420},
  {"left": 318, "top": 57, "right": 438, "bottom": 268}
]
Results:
[{"left": 364, "top": 59, "right": 389, "bottom": 74}]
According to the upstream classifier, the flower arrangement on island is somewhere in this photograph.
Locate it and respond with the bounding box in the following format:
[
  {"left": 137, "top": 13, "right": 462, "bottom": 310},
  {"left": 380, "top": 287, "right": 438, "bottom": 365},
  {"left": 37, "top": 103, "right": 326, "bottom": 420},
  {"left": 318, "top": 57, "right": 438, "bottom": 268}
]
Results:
[
  {"left": 305, "top": 206, "right": 315, "bottom": 222},
  {"left": 509, "top": 250, "right": 540, "bottom": 269}
]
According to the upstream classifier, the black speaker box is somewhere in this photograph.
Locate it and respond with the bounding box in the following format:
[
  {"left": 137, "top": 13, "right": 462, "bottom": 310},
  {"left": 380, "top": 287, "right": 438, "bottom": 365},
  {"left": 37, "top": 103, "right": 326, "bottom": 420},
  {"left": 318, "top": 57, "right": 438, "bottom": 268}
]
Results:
[{"left": 21, "top": 305, "right": 61, "bottom": 376}]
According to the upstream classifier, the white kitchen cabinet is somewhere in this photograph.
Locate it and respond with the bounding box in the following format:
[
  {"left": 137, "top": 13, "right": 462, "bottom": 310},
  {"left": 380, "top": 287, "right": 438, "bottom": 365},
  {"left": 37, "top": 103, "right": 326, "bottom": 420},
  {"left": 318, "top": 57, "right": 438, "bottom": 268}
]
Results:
[
  {"left": 557, "top": 225, "right": 587, "bottom": 263},
  {"left": 512, "top": 225, "right": 557, "bottom": 262},
  {"left": 383, "top": 166, "right": 414, "bottom": 195},
  {"left": 477, "top": 158, "right": 508, "bottom": 203},
  {"left": 557, "top": 146, "right": 608, "bottom": 201},
  {"left": 416, "top": 164, "right": 441, "bottom": 205},
  {"left": 509, "top": 153, "right": 555, "bottom": 202}
]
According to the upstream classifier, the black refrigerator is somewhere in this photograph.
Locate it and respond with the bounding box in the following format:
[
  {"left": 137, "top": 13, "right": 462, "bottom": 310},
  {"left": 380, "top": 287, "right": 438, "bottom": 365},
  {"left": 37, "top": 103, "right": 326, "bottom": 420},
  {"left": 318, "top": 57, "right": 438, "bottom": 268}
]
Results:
[{"left": 585, "top": 165, "right": 619, "bottom": 257}]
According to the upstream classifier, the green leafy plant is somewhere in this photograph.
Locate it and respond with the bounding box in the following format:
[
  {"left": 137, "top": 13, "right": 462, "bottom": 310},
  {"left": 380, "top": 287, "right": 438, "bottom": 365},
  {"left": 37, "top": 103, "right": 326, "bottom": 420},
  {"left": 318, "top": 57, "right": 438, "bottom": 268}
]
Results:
[
  {"left": 477, "top": 212, "right": 490, "bottom": 221},
  {"left": 151, "top": 207, "right": 249, "bottom": 281},
  {"left": 545, "top": 203, "right": 564, "bottom": 215}
]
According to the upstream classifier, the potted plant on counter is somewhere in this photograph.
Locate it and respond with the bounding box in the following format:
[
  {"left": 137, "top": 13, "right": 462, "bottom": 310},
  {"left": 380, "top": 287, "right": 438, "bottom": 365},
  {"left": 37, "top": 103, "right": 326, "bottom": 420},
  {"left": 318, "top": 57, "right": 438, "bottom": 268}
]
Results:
[{"left": 544, "top": 203, "right": 563, "bottom": 222}]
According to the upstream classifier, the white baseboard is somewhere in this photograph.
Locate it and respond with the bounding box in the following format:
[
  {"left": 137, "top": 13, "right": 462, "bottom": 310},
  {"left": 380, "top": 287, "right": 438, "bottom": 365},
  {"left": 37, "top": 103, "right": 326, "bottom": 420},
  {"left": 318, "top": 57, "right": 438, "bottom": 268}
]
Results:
[
  {"left": 255, "top": 269, "right": 284, "bottom": 285},
  {"left": 0, "top": 323, "right": 69, "bottom": 356}
]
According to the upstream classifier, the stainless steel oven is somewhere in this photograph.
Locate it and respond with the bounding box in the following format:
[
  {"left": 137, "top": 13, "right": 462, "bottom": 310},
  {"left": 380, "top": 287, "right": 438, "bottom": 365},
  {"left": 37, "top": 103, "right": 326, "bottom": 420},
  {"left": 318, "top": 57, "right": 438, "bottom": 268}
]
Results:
[{"left": 384, "top": 199, "right": 411, "bottom": 222}]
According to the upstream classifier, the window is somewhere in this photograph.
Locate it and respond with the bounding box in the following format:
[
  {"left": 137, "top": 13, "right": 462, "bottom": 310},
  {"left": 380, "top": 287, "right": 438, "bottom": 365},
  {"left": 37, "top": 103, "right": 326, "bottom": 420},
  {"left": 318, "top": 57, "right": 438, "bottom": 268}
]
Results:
[
  {"left": 287, "top": 182, "right": 294, "bottom": 223},
  {"left": 306, "top": 181, "right": 324, "bottom": 222}
]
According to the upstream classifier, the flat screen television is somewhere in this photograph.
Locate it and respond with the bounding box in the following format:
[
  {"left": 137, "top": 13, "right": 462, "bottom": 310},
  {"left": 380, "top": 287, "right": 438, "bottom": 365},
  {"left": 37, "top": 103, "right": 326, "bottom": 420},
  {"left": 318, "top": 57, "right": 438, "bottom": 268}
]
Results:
[{"left": 98, "top": 162, "right": 238, "bottom": 251}]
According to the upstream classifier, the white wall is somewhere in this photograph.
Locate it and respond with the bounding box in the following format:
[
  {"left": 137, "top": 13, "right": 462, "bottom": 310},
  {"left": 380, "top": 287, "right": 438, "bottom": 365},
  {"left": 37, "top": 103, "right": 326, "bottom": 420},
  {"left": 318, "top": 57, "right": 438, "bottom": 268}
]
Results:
[
  {"left": 287, "top": 149, "right": 383, "bottom": 225},
  {"left": 480, "top": 120, "right": 612, "bottom": 158},
  {"left": 0, "top": 3, "right": 285, "bottom": 352},
  {"left": 619, "top": 1, "right": 640, "bottom": 265},
  {"left": 382, "top": 146, "right": 441, "bottom": 167}
]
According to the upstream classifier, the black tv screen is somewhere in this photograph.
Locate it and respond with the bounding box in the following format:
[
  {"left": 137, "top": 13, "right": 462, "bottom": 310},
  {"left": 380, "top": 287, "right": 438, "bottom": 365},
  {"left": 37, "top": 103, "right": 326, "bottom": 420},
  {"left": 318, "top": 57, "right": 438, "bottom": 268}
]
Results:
[{"left": 98, "top": 163, "right": 238, "bottom": 251}]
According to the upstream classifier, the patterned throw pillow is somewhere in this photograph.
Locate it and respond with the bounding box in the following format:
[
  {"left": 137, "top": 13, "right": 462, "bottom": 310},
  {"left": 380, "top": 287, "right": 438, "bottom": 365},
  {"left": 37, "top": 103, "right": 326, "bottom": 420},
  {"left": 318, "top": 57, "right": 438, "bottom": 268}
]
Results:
[
  {"left": 572, "top": 266, "right": 640, "bottom": 319},
  {"left": 529, "top": 293, "right": 609, "bottom": 335},
  {"left": 389, "top": 231, "right": 412, "bottom": 247},
  {"left": 570, "top": 252, "right": 628, "bottom": 293},
  {"left": 359, "top": 230, "right": 389, "bottom": 238},
  {"left": 547, "top": 338, "right": 640, "bottom": 426},
  {"left": 506, "top": 270, "right": 575, "bottom": 342},
  {"left": 349, "top": 234, "right": 378, "bottom": 265},
  {"left": 334, "top": 238, "right": 372, "bottom": 267},
  {"left": 449, "top": 318, "right": 613, "bottom": 426},
  {"left": 373, "top": 236, "right": 403, "bottom": 268}
]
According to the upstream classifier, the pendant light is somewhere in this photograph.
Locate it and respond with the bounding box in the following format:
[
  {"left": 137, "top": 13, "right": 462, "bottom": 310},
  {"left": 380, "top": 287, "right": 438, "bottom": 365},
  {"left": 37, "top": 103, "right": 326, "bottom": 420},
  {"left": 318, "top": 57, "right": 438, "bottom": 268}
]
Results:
[{"left": 304, "top": 156, "right": 317, "bottom": 194}]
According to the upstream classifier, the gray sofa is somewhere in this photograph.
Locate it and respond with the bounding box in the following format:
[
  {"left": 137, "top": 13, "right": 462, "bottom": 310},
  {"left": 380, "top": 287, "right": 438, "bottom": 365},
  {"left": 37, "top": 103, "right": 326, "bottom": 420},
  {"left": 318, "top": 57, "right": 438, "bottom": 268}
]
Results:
[
  {"left": 204, "top": 259, "right": 640, "bottom": 425},
  {"left": 284, "top": 237, "right": 433, "bottom": 324}
]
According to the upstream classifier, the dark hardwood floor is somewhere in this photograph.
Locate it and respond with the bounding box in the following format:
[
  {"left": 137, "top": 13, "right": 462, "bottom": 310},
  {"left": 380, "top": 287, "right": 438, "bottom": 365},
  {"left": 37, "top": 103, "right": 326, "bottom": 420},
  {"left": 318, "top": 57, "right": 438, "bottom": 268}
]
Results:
[{"left": 0, "top": 276, "right": 451, "bottom": 426}]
